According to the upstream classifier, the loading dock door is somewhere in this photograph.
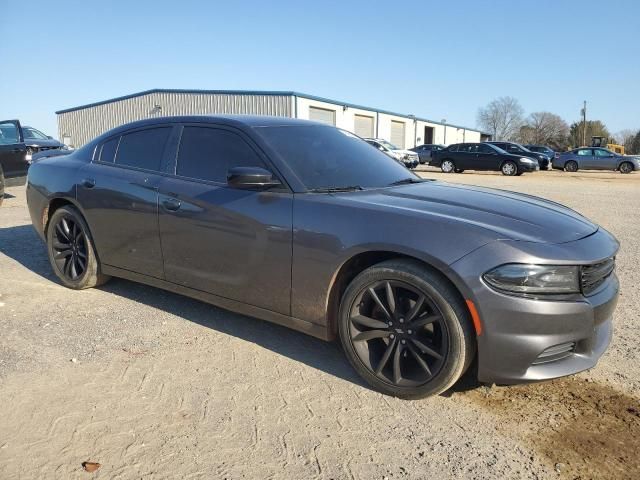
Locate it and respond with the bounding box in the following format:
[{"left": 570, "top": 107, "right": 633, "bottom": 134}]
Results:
[
  {"left": 390, "top": 121, "right": 406, "bottom": 148},
  {"left": 354, "top": 114, "right": 374, "bottom": 138},
  {"left": 424, "top": 126, "right": 434, "bottom": 144},
  {"left": 309, "top": 106, "right": 336, "bottom": 126}
]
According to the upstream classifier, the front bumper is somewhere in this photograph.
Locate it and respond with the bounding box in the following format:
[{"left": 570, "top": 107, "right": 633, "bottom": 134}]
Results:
[
  {"left": 519, "top": 162, "right": 539, "bottom": 172},
  {"left": 450, "top": 228, "right": 619, "bottom": 384}
]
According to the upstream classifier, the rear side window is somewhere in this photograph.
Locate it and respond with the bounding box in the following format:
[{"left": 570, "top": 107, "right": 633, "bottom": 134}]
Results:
[
  {"left": 99, "top": 137, "right": 120, "bottom": 163},
  {"left": 115, "top": 127, "right": 171, "bottom": 171},
  {"left": 176, "top": 127, "right": 266, "bottom": 183},
  {"left": 447, "top": 145, "right": 458, "bottom": 152},
  {"left": 577, "top": 149, "right": 592, "bottom": 156}
]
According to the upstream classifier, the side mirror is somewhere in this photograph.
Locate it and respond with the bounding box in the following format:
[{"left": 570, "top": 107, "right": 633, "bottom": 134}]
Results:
[{"left": 227, "top": 166, "right": 281, "bottom": 190}]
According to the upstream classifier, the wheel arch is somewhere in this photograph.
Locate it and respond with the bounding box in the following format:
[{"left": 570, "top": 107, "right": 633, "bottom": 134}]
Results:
[
  {"left": 324, "top": 249, "right": 476, "bottom": 341},
  {"left": 43, "top": 197, "right": 85, "bottom": 236}
]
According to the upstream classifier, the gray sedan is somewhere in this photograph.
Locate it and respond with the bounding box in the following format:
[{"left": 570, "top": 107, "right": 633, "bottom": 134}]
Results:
[
  {"left": 554, "top": 147, "right": 639, "bottom": 173},
  {"left": 26, "top": 115, "right": 619, "bottom": 399}
]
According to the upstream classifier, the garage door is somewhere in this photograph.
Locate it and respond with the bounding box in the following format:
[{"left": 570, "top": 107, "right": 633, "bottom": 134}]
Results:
[
  {"left": 354, "top": 114, "right": 374, "bottom": 138},
  {"left": 309, "top": 106, "right": 336, "bottom": 126},
  {"left": 390, "top": 121, "right": 406, "bottom": 148}
]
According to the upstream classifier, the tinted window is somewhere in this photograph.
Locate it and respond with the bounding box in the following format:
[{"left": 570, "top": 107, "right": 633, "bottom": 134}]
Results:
[
  {"left": 99, "top": 137, "right": 120, "bottom": 163},
  {"left": 577, "top": 149, "right": 592, "bottom": 156},
  {"left": 115, "top": 127, "right": 170, "bottom": 171},
  {"left": 458, "top": 144, "right": 474, "bottom": 153},
  {"left": 177, "top": 127, "right": 266, "bottom": 183},
  {"left": 477, "top": 144, "right": 494, "bottom": 154},
  {"left": 447, "top": 145, "right": 459, "bottom": 152},
  {"left": 257, "top": 125, "right": 415, "bottom": 189}
]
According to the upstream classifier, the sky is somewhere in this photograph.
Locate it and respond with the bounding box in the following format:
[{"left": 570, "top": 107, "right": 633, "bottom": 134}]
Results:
[{"left": 1, "top": 0, "right": 639, "bottom": 138}]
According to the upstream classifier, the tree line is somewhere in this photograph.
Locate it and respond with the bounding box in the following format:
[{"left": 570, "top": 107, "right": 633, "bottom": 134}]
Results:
[{"left": 477, "top": 97, "right": 640, "bottom": 154}]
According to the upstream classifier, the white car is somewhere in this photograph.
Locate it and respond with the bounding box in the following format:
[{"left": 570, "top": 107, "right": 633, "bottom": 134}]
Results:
[{"left": 364, "top": 138, "right": 419, "bottom": 169}]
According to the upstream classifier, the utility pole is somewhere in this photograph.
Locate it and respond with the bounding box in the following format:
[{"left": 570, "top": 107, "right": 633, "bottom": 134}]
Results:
[{"left": 583, "top": 100, "right": 587, "bottom": 146}]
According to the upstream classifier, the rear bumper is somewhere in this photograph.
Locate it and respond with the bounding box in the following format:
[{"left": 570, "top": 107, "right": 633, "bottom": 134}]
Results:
[{"left": 450, "top": 229, "right": 620, "bottom": 385}]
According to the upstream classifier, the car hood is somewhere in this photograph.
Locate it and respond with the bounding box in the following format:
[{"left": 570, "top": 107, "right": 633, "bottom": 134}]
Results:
[
  {"left": 345, "top": 181, "right": 597, "bottom": 244},
  {"left": 25, "top": 138, "right": 64, "bottom": 148},
  {"left": 393, "top": 149, "right": 418, "bottom": 156}
]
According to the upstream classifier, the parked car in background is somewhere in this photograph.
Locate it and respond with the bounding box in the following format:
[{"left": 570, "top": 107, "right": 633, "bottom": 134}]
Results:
[
  {"left": 431, "top": 142, "right": 539, "bottom": 176},
  {"left": 487, "top": 141, "right": 550, "bottom": 169},
  {"left": 22, "top": 125, "right": 66, "bottom": 158},
  {"left": 524, "top": 144, "right": 555, "bottom": 162},
  {"left": 553, "top": 147, "right": 639, "bottom": 173},
  {"left": 410, "top": 144, "right": 446, "bottom": 164},
  {"left": 364, "top": 138, "right": 419, "bottom": 169},
  {"left": 31, "top": 146, "right": 74, "bottom": 163},
  {"left": 26, "top": 115, "right": 619, "bottom": 399}
]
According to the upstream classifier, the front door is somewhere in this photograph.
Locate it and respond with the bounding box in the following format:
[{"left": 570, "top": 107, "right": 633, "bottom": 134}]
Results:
[
  {"left": 476, "top": 143, "right": 502, "bottom": 170},
  {"left": 0, "top": 119, "right": 28, "bottom": 178},
  {"left": 77, "top": 125, "right": 176, "bottom": 278},
  {"left": 158, "top": 125, "right": 292, "bottom": 315},
  {"left": 592, "top": 148, "right": 615, "bottom": 170}
]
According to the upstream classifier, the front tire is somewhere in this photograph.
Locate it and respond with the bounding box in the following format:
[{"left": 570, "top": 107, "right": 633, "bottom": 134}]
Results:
[
  {"left": 501, "top": 161, "right": 518, "bottom": 176},
  {"left": 46, "top": 206, "right": 110, "bottom": 289},
  {"left": 338, "top": 259, "right": 476, "bottom": 399},
  {"left": 441, "top": 160, "right": 455, "bottom": 173},
  {"left": 619, "top": 162, "right": 634, "bottom": 174}
]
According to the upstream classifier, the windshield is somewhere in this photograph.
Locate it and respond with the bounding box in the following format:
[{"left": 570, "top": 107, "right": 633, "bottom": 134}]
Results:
[
  {"left": 257, "top": 125, "right": 417, "bottom": 190},
  {"left": 23, "top": 127, "right": 49, "bottom": 140},
  {"left": 379, "top": 139, "right": 400, "bottom": 150}
]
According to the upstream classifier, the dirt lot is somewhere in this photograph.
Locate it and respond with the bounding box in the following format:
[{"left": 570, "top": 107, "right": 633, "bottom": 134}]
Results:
[{"left": 1, "top": 169, "right": 639, "bottom": 479}]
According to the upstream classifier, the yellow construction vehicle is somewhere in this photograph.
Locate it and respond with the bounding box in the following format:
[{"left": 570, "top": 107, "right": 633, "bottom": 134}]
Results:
[{"left": 592, "top": 136, "right": 625, "bottom": 154}]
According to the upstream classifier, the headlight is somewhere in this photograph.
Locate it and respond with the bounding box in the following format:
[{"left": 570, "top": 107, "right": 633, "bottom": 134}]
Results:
[
  {"left": 520, "top": 158, "right": 534, "bottom": 163},
  {"left": 483, "top": 264, "right": 580, "bottom": 294}
]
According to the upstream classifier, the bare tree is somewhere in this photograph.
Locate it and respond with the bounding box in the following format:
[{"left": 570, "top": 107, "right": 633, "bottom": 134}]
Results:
[
  {"left": 518, "top": 112, "right": 569, "bottom": 150},
  {"left": 568, "top": 120, "right": 610, "bottom": 148},
  {"left": 617, "top": 129, "right": 637, "bottom": 147},
  {"left": 476, "top": 97, "right": 525, "bottom": 141}
]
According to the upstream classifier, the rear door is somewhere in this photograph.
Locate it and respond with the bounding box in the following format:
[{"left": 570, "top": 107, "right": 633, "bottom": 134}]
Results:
[
  {"left": 576, "top": 148, "right": 595, "bottom": 169},
  {"left": 77, "top": 125, "right": 177, "bottom": 278},
  {"left": 455, "top": 144, "right": 476, "bottom": 169},
  {"left": 157, "top": 124, "right": 293, "bottom": 315},
  {"left": 0, "top": 120, "right": 28, "bottom": 178}
]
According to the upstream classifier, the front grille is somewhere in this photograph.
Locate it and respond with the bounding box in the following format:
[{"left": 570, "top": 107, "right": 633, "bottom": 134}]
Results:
[
  {"left": 532, "top": 342, "right": 576, "bottom": 365},
  {"left": 581, "top": 258, "right": 615, "bottom": 295}
]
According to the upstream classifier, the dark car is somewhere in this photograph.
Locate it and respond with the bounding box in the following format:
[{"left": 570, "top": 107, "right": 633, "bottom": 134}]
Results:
[
  {"left": 524, "top": 144, "right": 555, "bottom": 162},
  {"left": 488, "top": 141, "right": 550, "bottom": 169},
  {"left": 22, "top": 125, "right": 66, "bottom": 157},
  {"left": 0, "top": 119, "right": 29, "bottom": 187},
  {"left": 553, "top": 147, "right": 639, "bottom": 173},
  {"left": 27, "top": 116, "right": 619, "bottom": 399},
  {"left": 431, "top": 142, "right": 539, "bottom": 175},
  {"left": 410, "top": 144, "right": 446, "bottom": 164}
]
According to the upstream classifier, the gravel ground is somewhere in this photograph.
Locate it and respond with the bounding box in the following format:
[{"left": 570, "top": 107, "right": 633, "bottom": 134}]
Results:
[{"left": 0, "top": 169, "right": 639, "bottom": 479}]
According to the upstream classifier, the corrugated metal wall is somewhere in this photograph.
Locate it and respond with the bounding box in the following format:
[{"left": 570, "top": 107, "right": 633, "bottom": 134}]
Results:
[{"left": 57, "top": 92, "right": 293, "bottom": 147}]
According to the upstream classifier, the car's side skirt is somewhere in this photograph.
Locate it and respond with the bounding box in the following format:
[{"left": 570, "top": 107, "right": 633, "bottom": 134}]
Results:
[{"left": 101, "top": 264, "right": 331, "bottom": 341}]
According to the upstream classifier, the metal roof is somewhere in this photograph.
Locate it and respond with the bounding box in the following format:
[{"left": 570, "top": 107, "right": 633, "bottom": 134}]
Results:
[{"left": 55, "top": 88, "right": 487, "bottom": 134}]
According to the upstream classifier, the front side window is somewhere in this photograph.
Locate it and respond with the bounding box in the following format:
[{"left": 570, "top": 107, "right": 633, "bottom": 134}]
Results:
[
  {"left": 577, "top": 149, "right": 592, "bottom": 156},
  {"left": 177, "top": 127, "right": 266, "bottom": 183},
  {"left": 477, "top": 144, "right": 494, "bottom": 154},
  {"left": 257, "top": 125, "right": 415, "bottom": 189},
  {"left": 594, "top": 149, "right": 613, "bottom": 157},
  {"left": 115, "top": 127, "right": 171, "bottom": 171}
]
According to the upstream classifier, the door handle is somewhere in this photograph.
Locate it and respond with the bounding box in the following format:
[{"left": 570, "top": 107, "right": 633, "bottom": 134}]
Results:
[
  {"left": 81, "top": 178, "right": 96, "bottom": 188},
  {"left": 162, "top": 197, "right": 181, "bottom": 212}
]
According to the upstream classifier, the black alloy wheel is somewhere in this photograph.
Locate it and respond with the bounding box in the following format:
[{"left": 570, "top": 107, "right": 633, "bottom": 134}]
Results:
[
  {"left": 46, "top": 205, "right": 110, "bottom": 289},
  {"left": 348, "top": 280, "right": 448, "bottom": 387},
  {"left": 338, "top": 259, "right": 475, "bottom": 398},
  {"left": 52, "top": 214, "right": 88, "bottom": 281}
]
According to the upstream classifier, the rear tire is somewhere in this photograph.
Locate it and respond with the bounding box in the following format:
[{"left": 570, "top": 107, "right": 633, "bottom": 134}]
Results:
[
  {"left": 338, "top": 259, "right": 476, "bottom": 399},
  {"left": 619, "top": 162, "right": 634, "bottom": 174},
  {"left": 501, "top": 161, "right": 518, "bottom": 176},
  {"left": 565, "top": 161, "right": 578, "bottom": 172},
  {"left": 441, "top": 160, "right": 455, "bottom": 173},
  {"left": 46, "top": 206, "right": 110, "bottom": 289}
]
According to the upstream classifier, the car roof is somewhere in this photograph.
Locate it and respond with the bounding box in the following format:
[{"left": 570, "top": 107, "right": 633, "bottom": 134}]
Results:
[{"left": 107, "top": 115, "right": 325, "bottom": 132}]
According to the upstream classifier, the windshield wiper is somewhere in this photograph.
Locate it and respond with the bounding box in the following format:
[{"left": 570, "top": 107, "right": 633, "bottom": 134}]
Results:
[
  {"left": 388, "top": 177, "right": 425, "bottom": 186},
  {"left": 307, "top": 185, "right": 364, "bottom": 193}
]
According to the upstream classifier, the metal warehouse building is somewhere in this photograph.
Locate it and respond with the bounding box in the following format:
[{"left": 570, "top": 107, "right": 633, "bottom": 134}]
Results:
[{"left": 56, "top": 89, "right": 489, "bottom": 148}]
